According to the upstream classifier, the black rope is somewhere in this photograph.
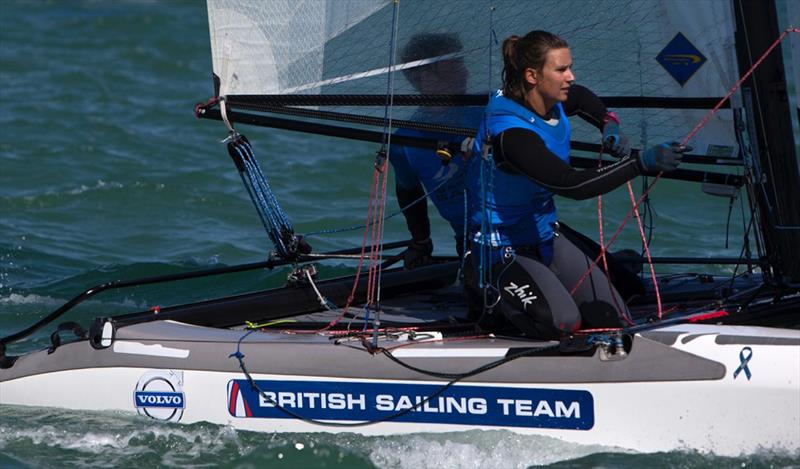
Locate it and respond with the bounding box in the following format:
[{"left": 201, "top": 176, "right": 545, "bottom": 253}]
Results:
[
  {"left": 378, "top": 341, "right": 560, "bottom": 380},
  {"left": 229, "top": 329, "right": 559, "bottom": 428},
  {"left": 0, "top": 242, "right": 411, "bottom": 350}
]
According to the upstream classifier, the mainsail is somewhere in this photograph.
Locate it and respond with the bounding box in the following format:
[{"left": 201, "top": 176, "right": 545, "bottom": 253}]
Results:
[
  {"left": 206, "top": 0, "right": 742, "bottom": 156},
  {"left": 200, "top": 0, "right": 800, "bottom": 281}
]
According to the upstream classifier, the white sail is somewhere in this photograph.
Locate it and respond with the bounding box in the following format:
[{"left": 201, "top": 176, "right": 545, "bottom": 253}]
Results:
[
  {"left": 207, "top": 0, "right": 390, "bottom": 96},
  {"left": 206, "top": 0, "right": 744, "bottom": 157}
]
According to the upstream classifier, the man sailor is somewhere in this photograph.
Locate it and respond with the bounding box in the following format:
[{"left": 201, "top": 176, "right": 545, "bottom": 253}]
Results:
[{"left": 389, "top": 33, "right": 482, "bottom": 268}]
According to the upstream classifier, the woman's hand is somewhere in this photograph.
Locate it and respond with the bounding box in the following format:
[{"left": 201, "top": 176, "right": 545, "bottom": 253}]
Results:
[
  {"left": 602, "top": 121, "right": 631, "bottom": 158},
  {"left": 636, "top": 142, "right": 691, "bottom": 173}
]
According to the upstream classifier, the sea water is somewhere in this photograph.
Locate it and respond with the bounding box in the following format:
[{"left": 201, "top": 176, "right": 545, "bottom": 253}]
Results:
[{"left": 1, "top": 1, "right": 796, "bottom": 467}]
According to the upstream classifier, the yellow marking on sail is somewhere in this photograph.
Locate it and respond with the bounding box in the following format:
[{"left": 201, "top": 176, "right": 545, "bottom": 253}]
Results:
[{"left": 663, "top": 54, "right": 703, "bottom": 65}]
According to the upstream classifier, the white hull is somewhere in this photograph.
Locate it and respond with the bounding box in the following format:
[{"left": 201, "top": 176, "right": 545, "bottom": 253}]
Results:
[{"left": 2, "top": 323, "right": 798, "bottom": 456}]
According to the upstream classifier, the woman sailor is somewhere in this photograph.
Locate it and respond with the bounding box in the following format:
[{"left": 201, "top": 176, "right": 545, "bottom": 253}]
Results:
[{"left": 465, "top": 30, "right": 688, "bottom": 339}]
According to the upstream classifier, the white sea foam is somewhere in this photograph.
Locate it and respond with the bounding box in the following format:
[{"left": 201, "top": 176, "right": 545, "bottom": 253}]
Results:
[
  {"left": 17, "top": 180, "right": 126, "bottom": 203},
  {"left": 65, "top": 180, "right": 123, "bottom": 196},
  {"left": 1, "top": 406, "right": 795, "bottom": 468},
  {"left": 362, "top": 431, "right": 627, "bottom": 469},
  {"left": 0, "top": 409, "right": 252, "bottom": 467},
  {"left": 0, "top": 292, "right": 151, "bottom": 313},
  {"left": 3, "top": 425, "right": 148, "bottom": 458},
  {"left": 0, "top": 293, "right": 61, "bottom": 306}
]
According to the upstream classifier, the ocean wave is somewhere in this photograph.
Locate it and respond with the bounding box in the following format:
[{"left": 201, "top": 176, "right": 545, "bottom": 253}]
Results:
[
  {"left": 1, "top": 406, "right": 797, "bottom": 469},
  {"left": 20, "top": 180, "right": 127, "bottom": 202},
  {"left": 0, "top": 408, "right": 249, "bottom": 468}
]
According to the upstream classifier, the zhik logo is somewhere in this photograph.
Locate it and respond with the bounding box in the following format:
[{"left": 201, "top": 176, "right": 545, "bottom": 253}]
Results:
[{"left": 504, "top": 282, "right": 538, "bottom": 307}]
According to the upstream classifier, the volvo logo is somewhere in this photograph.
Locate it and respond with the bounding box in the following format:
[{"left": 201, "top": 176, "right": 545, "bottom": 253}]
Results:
[{"left": 134, "top": 370, "right": 185, "bottom": 421}]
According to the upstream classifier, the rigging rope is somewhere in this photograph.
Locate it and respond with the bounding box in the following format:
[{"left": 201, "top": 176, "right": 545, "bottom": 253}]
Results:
[
  {"left": 368, "top": 0, "right": 401, "bottom": 330},
  {"left": 303, "top": 176, "right": 451, "bottom": 237},
  {"left": 572, "top": 27, "right": 800, "bottom": 319},
  {"left": 226, "top": 133, "right": 307, "bottom": 259},
  {"left": 625, "top": 181, "right": 661, "bottom": 317},
  {"left": 593, "top": 154, "right": 635, "bottom": 325},
  {"left": 316, "top": 0, "right": 401, "bottom": 334},
  {"left": 476, "top": 6, "right": 499, "bottom": 310}
]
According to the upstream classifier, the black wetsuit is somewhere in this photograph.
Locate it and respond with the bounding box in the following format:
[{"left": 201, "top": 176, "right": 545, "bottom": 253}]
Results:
[
  {"left": 465, "top": 87, "right": 644, "bottom": 339},
  {"left": 493, "top": 86, "right": 641, "bottom": 200}
]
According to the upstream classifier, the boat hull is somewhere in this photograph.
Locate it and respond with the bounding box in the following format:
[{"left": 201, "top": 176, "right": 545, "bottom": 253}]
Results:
[{"left": 1, "top": 322, "right": 798, "bottom": 455}]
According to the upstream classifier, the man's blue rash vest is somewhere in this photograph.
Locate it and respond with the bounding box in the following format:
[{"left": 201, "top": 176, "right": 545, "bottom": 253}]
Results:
[
  {"left": 468, "top": 91, "right": 571, "bottom": 248},
  {"left": 389, "top": 108, "right": 482, "bottom": 235}
]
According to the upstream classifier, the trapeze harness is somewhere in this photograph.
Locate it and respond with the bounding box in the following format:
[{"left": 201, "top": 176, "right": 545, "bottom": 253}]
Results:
[{"left": 466, "top": 90, "right": 641, "bottom": 339}]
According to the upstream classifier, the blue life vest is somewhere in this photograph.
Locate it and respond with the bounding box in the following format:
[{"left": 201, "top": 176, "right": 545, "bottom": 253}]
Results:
[
  {"left": 389, "top": 108, "right": 482, "bottom": 236},
  {"left": 467, "top": 91, "right": 571, "bottom": 248}
]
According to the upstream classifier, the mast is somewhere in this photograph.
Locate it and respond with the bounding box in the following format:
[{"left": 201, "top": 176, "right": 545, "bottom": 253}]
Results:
[{"left": 733, "top": 0, "right": 800, "bottom": 283}]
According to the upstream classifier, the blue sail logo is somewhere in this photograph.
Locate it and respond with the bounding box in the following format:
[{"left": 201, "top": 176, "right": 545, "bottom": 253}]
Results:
[{"left": 656, "top": 33, "right": 707, "bottom": 86}]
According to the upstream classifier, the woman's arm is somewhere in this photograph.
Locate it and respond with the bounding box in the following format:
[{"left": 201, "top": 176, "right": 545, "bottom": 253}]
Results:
[
  {"left": 563, "top": 84, "right": 630, "bottom": 158},
  {"left": 562, "top": 84, "right": 609, "bottom": 130},
  {"left": 493, "top": 128, "right": 640, "bottom": 200}
]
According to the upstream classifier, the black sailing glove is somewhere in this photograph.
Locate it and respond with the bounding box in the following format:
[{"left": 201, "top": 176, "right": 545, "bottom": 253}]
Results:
[
  {"left": 455, "top": 235, "right": 465, "bottom": 258},
  {"left": 636, "top": 142, "right": 691, "bottom": 173},
  {"left": 602, "top": 121, "right": 631, "bottom": 158},
  {"left": 403, "top": 238, "right": 433, "bottom": 269}
]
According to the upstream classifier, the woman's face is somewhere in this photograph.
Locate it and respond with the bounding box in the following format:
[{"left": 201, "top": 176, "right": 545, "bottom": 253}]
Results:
[{"left": 527, "top": 47, "right": 575, "bottom": 108}]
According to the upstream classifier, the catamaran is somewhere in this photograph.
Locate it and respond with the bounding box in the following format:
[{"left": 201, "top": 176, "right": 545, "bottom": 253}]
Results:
[{"left": 1, "top": 0, "right": 799, "bottom": 456}]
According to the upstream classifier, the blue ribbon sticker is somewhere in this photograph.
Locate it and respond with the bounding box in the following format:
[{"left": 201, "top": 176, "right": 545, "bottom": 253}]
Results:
[{"left": 733, "top": 346, "right": 753, "bottom": 380}]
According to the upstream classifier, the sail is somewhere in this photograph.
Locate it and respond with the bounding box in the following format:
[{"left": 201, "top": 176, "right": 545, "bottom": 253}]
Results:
[
  {"left": 206, "top": 0, "right": 742, "bottom": 157},
  {"left": 207, "top": 0, "right": 389, "bottom": 96}
]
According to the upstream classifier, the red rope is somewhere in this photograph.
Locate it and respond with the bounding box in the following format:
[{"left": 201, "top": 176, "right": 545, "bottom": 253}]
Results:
[
  {"left": 315, "top": 160, "right": 384, "bottom": 332},
  {"left": 683, "top": 27, "right": 800, "bottom": 145},
  {"left": 571, "top": 174, "right": 660, "bottom": 294},
  {"left": 592, "top": 152, "right": 633, "bottom": 324},
  {"left": 626, "top": 181, "right": 663, "bottom": 318},
  {"left": 366, "top": 156, "right": 390, "bottom": 306},
  {"left": 571, "top": 28, "right": 800, "bottom": 317},
  {"left": 374, "top": 157, "right": 392, "bottom": 302}
]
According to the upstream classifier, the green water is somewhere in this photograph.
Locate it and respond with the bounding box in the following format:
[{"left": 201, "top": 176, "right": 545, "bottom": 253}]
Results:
[{"left": 1, "top": 1, "right": 795, "bottom": 467}]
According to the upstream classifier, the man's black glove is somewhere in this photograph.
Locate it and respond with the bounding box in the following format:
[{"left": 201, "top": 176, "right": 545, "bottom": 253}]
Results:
[
  {"left": 455, "top": 235, "right": 465, "bottom": 258},
  {"left": 403, "top": 238, "right": 433, "bottom": 269}
]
